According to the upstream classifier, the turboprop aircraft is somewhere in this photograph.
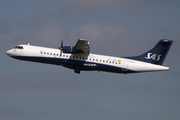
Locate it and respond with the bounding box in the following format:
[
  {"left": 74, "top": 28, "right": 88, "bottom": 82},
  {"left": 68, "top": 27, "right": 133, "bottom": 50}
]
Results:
[{"left": 6, "top": 39, "right": 173, "bottom": 74}]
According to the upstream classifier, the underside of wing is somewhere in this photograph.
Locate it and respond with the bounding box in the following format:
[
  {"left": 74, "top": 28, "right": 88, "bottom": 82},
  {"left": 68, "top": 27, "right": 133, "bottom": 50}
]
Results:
[{"left": 74, "top": 39, "right": 90, "bottom": 55}]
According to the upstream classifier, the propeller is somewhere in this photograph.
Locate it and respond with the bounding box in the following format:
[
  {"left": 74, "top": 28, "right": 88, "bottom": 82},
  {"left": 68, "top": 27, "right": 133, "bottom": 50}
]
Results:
[{"left": 59, "top": 40, "right": 63, "bottom": 57}]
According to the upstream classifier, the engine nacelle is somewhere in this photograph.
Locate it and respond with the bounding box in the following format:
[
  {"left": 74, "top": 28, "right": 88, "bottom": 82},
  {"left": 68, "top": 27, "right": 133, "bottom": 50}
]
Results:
[{"left": 63, "top": 46, "right": 81, "bottom": 54}]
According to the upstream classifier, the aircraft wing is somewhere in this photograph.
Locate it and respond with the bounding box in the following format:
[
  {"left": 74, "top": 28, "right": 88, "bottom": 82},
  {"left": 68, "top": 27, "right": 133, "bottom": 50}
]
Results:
[{"left": 74, "top": 39, "right": 90, "bottom": 55}]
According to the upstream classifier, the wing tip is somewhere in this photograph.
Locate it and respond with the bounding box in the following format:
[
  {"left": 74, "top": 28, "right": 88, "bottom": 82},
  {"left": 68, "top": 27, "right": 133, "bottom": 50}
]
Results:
[{"left": 78, "top": 39, "right": 89, "bottom": 44}]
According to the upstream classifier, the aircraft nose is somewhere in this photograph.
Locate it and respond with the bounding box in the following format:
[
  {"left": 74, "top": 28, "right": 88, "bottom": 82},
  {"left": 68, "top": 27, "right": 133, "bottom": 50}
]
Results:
[{"left": 6, "top": 50, "right": 12, "bottom": 56}]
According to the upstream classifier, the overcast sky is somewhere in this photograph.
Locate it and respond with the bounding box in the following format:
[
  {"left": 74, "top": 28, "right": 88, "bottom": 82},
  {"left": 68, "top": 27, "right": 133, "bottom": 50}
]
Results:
[{"left": 1, "top": 0, "right": 180, "bottom": 120}]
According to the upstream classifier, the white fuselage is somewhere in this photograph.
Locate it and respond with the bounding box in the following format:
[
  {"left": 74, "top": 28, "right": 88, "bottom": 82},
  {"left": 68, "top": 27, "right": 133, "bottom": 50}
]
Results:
[{"left": 6, "top": 44, "right": 169, "bottom": 74}]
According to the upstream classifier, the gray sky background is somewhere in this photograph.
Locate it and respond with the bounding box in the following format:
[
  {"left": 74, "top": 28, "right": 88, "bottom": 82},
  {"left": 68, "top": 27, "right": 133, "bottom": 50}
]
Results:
[{"left": 0, "top": 0, "right": 180, "bottom": 120}]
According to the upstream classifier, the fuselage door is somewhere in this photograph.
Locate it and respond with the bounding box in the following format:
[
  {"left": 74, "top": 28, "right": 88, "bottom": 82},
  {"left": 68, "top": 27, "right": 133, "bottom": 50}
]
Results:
[{"left": 122, "top": 60, "right": 128, "bottom": 71}]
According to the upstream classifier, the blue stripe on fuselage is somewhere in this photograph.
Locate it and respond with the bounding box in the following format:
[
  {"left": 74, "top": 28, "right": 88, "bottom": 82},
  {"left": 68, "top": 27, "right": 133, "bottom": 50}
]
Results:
[{"left": 11, "top": 56, "right": 136, "bottom": 74}]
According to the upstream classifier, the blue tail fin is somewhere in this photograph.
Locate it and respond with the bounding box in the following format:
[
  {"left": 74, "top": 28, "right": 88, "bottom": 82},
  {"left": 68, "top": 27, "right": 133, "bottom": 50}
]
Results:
[{"left": 127, "top": 39, "right": 173, "bottom": 65}]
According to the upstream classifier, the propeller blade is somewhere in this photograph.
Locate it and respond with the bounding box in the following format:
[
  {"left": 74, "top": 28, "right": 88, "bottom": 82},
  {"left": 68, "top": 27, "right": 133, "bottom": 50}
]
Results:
[
  {"left": 60, "top": 50, "right": 62, "bottom": 57},
  {"left": 59, "top": 40, "right": 63, "bottom": 57},
  {"left": 61, "top": 40, "right": 63, "bottom": 49}
]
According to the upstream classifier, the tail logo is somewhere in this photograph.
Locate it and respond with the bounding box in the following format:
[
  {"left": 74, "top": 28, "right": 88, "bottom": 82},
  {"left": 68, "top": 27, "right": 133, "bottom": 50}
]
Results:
[{"left": 145, "top": 53, "right": 162, "bottom": 61}]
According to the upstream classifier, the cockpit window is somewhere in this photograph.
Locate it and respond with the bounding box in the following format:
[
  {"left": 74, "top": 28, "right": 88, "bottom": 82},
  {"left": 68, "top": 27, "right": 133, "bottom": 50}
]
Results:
[{"left": 15, "top": 46, "right": 23, "bottom": 49}]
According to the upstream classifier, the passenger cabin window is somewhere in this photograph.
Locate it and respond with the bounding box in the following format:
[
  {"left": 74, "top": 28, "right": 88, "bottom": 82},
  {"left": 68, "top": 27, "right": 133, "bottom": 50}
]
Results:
[{"left": 15, "top": 46, "right": 23, "bottom": 49}]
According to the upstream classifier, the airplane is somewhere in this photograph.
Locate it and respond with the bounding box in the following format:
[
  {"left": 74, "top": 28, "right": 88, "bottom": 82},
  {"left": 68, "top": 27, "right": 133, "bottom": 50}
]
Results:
[{"left": 6, "top": 39, "right": 173, "bottom": 74}]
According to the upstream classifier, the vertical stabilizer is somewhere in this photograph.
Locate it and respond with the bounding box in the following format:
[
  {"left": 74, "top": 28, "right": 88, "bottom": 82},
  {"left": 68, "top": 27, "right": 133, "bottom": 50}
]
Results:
[{"left": 126, "top": 39, "right": 173, "bottom": 65}]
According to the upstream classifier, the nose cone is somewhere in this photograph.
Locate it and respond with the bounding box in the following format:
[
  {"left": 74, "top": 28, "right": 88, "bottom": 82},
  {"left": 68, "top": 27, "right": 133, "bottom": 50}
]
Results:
[
  {"left": 6, "top": 50, "right": 11, "bottom": 56},
  {"left": 6, "top": 49, "right": 15, "bottom": 57}
]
